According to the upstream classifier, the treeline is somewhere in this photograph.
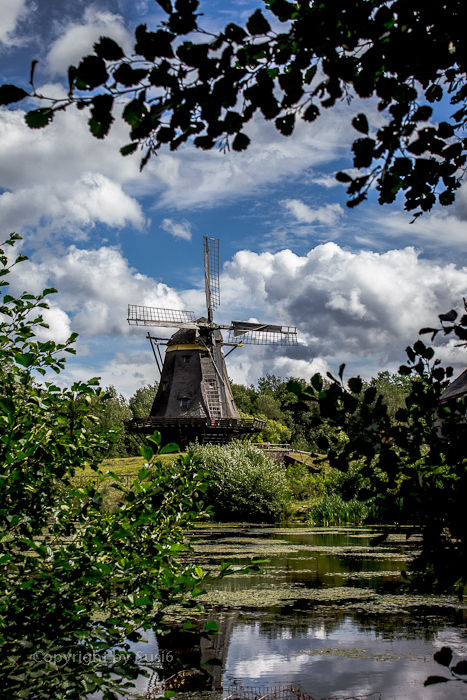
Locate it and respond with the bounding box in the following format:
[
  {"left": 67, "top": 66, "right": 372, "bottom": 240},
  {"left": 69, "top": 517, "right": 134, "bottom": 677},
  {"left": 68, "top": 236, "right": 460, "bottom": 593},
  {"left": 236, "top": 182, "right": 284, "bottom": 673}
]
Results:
[
  {"left": 93, "top": 382, "right": 158, "bottom": 457},
  {"left": 230, "top": 370, "right": 413, "bottom": 451},
  {"left": 99, "top": 371, "right": 413, "bottom": 457}
]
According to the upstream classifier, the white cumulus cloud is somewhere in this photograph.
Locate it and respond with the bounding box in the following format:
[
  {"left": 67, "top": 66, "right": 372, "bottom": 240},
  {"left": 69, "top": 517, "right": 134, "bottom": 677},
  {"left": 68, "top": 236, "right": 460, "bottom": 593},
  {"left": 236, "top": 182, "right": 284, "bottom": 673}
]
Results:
[
  {"left": 0, "top": 0, "right": 31, "bottom": 47},
  {"left": 45, "top": 7, "right": 133, "bottom": 77},
  {"left": 282, "top": 199, "right": 344, "bottom": 226},
  {"left": 160, "top": 218, "right": 192, "bottom": 240}
]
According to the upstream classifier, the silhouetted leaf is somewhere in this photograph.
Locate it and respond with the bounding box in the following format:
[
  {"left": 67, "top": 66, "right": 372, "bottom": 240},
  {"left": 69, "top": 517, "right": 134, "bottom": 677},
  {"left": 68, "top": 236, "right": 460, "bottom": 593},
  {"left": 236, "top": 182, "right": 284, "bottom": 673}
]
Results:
[
  {"left": 74, "top": 55, "right": 108, "bottom": 89},
  {"left": 232, "top": 132, "right": 250, "bottom": 151},
  {"left": 113, "top": 63, "right": 148, "bottom": 87},
  {"left": 247, "top": 9, "right": 271, "bottom": 35},
  {"left": 135, "top": 26, "right": 175, "bottom": 60},
  {"left": 348, "top": 377, "right": 362, "bottom": 394},
  {"left": 352, "top": 113, "right": 369, "bottom": 134},
  {"left": 89, "top": 94, "right": 114, "bottom": 138},
  {"left": 451, "top": 660, "right": 467, "bottom": 675},
  {"left": 275, "top": 113, "right": 295, "bottom": 135},
  {"left": 434, "top": 647, "right": 453, "bottom": 668},
  {"left": 424, "top": 676, "right": 450, "bottom": 686},
  {"left": 94, "top": 37, "right": 125, "bottom": 60},
  {"left": 438, "top": 309, "right": 457, "bottom": 323},
  {"left": 156, "top": 0, "right": 173, "bottom": 13},
  {"left": 0, "top": 84, "right": 28, "bottom": 105}
]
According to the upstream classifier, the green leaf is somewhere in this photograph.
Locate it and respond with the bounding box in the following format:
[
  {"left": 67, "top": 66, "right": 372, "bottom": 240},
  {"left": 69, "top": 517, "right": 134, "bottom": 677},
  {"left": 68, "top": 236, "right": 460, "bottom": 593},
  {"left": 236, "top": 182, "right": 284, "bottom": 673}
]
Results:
[
  {"left": 148, "top": 430, "right": 162, "bottom": 446},
  {"left": 121, "top": 142, "right": 139, "bottom": 156},
  {"left": 0, "top": 84, "right": 29, "bottom": 105},
  {"left": 204, "top": 620, "right": 219, "bottom": 631},
  {"left": 160, "top": 442, "right": 179, "bottom": 454},
  {"left": 123, "top": 99, "right": 148, "bottom": 128},
  {"left": 25, "top": 108, "right": 54, "bottom": 129},
  {"left": 140, "top": 445, "right": 154, "bottom": 461},
  {"left": 14, "top": 352, "right": 35, "bottom": 368}
]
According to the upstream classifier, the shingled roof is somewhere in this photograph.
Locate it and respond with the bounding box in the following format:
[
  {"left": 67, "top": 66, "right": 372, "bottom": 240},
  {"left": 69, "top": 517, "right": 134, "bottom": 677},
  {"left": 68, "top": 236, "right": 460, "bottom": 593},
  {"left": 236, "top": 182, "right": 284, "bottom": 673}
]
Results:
[{"left": 440, "top": 368, "right": 467, "bottom": 402}]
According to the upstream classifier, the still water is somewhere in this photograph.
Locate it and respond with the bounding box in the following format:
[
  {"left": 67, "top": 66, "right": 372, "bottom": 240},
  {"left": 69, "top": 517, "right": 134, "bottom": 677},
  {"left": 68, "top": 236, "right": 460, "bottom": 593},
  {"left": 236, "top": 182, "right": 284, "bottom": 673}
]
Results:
[{"left": 131, "top": 524, "right": 467, "bottom": 699}]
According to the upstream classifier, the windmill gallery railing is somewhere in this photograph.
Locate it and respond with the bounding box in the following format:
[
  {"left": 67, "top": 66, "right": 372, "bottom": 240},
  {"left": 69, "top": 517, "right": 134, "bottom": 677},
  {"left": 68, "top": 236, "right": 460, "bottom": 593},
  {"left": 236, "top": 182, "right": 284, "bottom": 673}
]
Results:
[{"left": 127, "top": 416, "right": 266, "bottom": 433}]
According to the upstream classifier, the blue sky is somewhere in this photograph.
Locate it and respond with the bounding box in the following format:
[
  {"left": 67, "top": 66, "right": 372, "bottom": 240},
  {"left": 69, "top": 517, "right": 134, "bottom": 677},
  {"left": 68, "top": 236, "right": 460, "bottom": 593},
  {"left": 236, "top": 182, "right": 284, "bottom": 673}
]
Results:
[{"left": 2, "top": 0, "right": 467, "bottom": 397}]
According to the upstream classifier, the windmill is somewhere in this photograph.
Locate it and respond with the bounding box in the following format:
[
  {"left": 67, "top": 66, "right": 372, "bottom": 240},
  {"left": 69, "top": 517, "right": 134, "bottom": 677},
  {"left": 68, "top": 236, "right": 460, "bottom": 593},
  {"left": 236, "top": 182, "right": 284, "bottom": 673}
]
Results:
[{"left": 127, "top": 237, "right": 297, "bottom": 447}]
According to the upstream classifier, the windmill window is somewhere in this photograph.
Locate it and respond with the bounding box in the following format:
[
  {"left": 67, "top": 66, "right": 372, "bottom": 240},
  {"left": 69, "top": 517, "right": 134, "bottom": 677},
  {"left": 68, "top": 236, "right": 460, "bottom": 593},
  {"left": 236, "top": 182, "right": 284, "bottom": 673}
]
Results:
[
  {"left": 182, "top": 355, "right": 190, "bottom": 363},
  {"left": 180, "top": 397, "right": 189, "bottom": 409},
  {"left": 162, "top": 381, "right": 167, "bottom": 390}
]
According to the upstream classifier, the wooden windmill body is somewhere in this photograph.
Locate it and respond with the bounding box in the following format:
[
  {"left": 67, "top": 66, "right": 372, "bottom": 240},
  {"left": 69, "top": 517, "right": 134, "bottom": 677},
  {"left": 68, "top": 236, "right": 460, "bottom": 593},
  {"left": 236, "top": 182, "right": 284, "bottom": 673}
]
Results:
[{"left": 127, "top": 238, "right": 297, "bottom": 447}]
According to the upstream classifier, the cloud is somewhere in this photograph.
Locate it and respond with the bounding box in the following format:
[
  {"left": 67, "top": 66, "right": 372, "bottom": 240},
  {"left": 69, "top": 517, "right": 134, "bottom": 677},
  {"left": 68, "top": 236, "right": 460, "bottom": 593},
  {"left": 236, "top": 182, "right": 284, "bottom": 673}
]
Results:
[
  {"left": 45, "top": 7, "right": 133, "bottom": 77},
  {"left": 221, "top": 243, "right": 467, "bottom": 380},
  {"left": 0, "top": 104, "right": 145, "bottom": 237},
  {"left": 160, "top": 218, "right": 192, "bottom": 240},
  {"left": 368, "top": 207, "right": 467, "bottom": 251},
  {"left": 0, "top": 0, "right": 31, "bottom": 47},
  {"left": 282, "top": 199, "right": 344, "bottom": 226},
  {"left": 146, "top": 103, "right": 373, "bottom": 210},
  {"left": 7, "top": 244, "right": 187, "bottom": 340}
]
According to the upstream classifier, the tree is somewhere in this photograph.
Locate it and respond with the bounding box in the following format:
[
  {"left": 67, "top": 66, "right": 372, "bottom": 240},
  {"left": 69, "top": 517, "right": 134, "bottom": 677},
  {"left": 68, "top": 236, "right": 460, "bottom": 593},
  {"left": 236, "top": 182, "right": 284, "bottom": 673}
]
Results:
[
  {"left": 288, "top": 336, "right": 467, "bottom": 596},
  {"left": 0, "top": 233, "right": 222, "bottom": 699},
  {"left": 1, "top": 0, "right": 465, "bottom": 218},
  {"left": 129, "top": 381, "right": 158, "bottom": 419},
  {"left": 93, "top": 385, "right": 132, "bottom": 457}
]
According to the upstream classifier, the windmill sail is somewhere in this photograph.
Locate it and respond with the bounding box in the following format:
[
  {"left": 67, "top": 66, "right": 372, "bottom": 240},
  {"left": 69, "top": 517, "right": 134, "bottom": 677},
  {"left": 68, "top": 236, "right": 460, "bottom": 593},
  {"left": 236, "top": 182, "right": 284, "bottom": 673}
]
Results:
[
  {"left": 127, "top": 305, "right": 198, "bottom": 329},
  {"left": 204, "top": 236, "right": 220, "bottom": 321},
  {"left": 229, "top": 320, "right": 298, "bottom": 345}
]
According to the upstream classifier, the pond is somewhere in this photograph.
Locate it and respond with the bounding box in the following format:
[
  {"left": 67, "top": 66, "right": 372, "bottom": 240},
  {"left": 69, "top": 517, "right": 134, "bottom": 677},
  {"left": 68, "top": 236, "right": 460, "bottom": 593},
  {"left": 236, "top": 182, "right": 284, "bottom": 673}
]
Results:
[{"left": 129, "top": 524, "right": 467, "bottom": 700}]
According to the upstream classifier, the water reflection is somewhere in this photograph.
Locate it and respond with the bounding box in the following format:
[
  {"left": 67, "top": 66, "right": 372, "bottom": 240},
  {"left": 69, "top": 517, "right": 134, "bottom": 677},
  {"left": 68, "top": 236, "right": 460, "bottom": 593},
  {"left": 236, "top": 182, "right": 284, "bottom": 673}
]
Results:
[{"left": 128, "top": 525, "right": 467, "bottom": 699}]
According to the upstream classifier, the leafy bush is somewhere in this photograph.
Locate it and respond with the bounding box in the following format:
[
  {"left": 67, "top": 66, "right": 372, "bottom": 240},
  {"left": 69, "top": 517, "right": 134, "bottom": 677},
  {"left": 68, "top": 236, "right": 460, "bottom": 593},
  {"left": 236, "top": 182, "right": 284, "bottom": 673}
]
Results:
[
  {"left": 285, "top": 462, "right": 316, "bottom": 501},
  {"left": 0, "top": 234, "right": 212, "bottom": 700},
  {"left": 191, "top": 440, "right": 290, "bottom": 522}
]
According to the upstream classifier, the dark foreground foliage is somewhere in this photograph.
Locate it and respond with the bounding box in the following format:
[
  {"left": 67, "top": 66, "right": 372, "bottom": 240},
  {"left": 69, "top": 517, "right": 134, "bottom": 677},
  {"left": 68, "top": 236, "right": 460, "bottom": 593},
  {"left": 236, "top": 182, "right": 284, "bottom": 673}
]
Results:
[
  {"left": 288, "top": 335, "right": 467, "bottom": 596},
  {"left": 2, "top": 0, "right": 465, "bottom": 218},
  {"left": 0, "top": 234, "right": 218, "bottom": 700}
]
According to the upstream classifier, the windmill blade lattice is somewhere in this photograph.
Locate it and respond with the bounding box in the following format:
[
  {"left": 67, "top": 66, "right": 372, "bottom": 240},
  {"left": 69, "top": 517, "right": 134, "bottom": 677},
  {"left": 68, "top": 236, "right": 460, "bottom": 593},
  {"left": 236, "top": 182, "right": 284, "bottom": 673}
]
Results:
[
  {"left": 228, "top": 321, "right": 298, "bottom": 345},
  {"left": 127, "top": 305, "right": 198, "bottom": 329},
  {"left": 204, "top": 236, "right": 220, "bottom": 313}
]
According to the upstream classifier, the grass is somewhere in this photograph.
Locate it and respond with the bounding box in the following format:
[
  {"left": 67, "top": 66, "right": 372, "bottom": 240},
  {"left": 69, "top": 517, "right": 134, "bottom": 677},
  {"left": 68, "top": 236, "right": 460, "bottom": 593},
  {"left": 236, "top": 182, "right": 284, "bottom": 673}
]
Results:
[
  {"left": 70, "top": 454, "right": 184, "bottom": 511},
  {"left": 288, "top": 452, "right": 319, "bottom": 469},
  {"left": 73, "top": 453, "right": 183, "bottom": 479}
]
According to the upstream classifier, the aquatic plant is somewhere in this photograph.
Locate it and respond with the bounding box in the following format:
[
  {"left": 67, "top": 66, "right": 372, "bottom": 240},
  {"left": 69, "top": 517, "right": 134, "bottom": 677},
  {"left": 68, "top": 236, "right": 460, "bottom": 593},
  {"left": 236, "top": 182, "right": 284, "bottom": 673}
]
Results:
[{"left": 308, "top": 493, "right": 377, "bottom": 526}]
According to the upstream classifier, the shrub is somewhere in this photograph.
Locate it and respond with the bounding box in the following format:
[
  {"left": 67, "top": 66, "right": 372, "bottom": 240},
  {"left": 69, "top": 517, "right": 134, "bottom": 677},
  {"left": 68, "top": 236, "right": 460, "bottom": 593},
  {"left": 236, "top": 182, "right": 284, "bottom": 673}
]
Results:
[{"left": 191, "top": 440, "right": 290, "bottom": 522}]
